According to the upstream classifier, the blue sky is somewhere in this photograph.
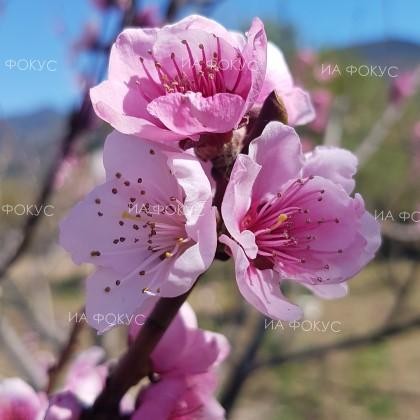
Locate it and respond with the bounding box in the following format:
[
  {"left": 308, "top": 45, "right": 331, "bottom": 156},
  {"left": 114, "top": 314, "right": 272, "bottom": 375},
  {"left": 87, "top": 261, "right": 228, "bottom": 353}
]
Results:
[{"left": 1, "top": 0, "right": 420, "bottom": 117}]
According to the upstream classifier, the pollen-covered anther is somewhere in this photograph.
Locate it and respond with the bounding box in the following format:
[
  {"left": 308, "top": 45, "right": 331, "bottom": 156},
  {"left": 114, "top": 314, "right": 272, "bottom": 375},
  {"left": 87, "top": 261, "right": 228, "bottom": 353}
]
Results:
[
  {"left": 269, "top": 213, "right": 288, "bottom": 231},
  {"left": 142, "top": 287, "right": 156, "bottom": 296},
  {"left": 122, "top": 211, "right": 138, "bottom": 221}
]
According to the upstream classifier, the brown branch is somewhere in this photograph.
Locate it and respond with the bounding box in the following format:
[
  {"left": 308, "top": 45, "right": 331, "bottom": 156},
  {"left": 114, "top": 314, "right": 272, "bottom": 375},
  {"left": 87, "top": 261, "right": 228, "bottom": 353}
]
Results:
[
  {"left": 220, "top": 316, "right": 267, "bottom": 414},
  {"left": 46, "top": 306, "right": 86, "bottom": 394},
  {"left": 81, "top": 291, "right": 191, "bottom": 420}
]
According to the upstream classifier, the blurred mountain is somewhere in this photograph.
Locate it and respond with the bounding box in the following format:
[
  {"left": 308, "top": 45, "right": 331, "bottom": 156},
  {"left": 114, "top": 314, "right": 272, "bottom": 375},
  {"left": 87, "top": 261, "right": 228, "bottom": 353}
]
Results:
[
  {"left": 0, "top": 108, "right": 66, "bottom": 176},
  {"left": 3, "top": 108, "right": 65, "bottom": 144},
  {"left": 338, "top": 39, "right": 420, "bottom": 70}
]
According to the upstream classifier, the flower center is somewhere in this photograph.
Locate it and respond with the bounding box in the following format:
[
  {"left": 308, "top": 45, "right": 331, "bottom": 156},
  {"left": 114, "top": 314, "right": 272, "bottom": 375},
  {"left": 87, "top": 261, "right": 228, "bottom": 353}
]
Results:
[
  {"left": 242, "top": 176, "right": 344, "bottom": 284},
  {"left": 123, "top": 196, "right": 191, "bottom": 294},
  {"left": 91, "top": 170, "right": 192, "bottom": 296},
  {"left": 137, "top": 37, "right": 245, "bottom": 100}
]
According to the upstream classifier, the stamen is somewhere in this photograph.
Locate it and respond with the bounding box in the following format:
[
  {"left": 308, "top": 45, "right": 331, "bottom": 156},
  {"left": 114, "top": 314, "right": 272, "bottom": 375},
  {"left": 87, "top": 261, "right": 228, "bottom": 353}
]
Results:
[
  {"left": 269, "top": 213, "right": 288, "bottom": 231},
  {"left": 181, "top": 39, "right": 199, "bottom": 87}
]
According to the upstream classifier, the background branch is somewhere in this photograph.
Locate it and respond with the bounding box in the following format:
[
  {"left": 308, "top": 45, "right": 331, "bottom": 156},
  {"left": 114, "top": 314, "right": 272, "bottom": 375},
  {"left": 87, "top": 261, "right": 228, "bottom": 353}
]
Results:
[
  {"left": 0, "top": 317, "right": 47, "bottom": 389},
  {"left": 252, "top": 314, "right": 420, "bottom": 372}
]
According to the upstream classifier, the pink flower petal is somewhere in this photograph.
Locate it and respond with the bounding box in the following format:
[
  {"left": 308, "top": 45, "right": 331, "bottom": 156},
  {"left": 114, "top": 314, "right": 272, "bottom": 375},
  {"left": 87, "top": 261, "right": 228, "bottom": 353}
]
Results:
[
  {"left": 85, "top": 268, "right": 159, "bottom": 334},
  {"left": 221, "top": 154, "right": 261, "bottom": 258},
  {"left": 303, "top": 146, "right": 358, "bottom": 194},
  {"left": 257, "top": 42, "right": 315, "bottom": 125},
  {"left": 220, "top": 235, "right": 303, "bottom": 320},
  {"left": 240, "top": 17, "right": 267, "bottom": 114},
  {"left": 147, "top": 92, "right": 245, "bottom": 136},
  {"left": 90, "top": 81, "right": 182, "bottom": 142},
  {"left": 304, "top": 282, "right": 348, "bottom": 299},
  {"left": 248, "top": 122, "right": 304, "bottom": 200}
]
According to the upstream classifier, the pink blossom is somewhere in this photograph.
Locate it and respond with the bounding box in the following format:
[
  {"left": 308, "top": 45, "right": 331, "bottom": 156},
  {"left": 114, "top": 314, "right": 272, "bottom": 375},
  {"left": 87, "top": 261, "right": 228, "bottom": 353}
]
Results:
[
  {"left": 300, "top": 136, "right": 315, "bottom": 153},
  {"left": 61, "top": 347, "right": 107, "bottom": 405},
  {"left": 60, "top": 131, "right": 217, "bottom": 333},
  {"left": 54, "top": 155, "right": 80, "bottom": 189},
  {"left": 220, "top": 122, "right": 381, "bottom": 319},
  {"left": 44, "top": 392, "right": 82, "bottom": 420},
  {"left": 295, "top": 49, "right": 316, "bottom": 69},
  {"left": 309, "top": 89, "right": 332, "bottom": 133},
  {"left": 129, "top": 302, "right": 229, "bottom": 419},
  {"left": 257, "top": 43, "right": 315, "bottom": 125},
  {"left": 44, "top": 347, "right": 106, "bottom": 419},
  {"left": 390, "top": 72, "right": 415, "bottom": 104},
  {"left": 45, "top": 347, "right": 108, "bottom": 420},
  {"left": 314, "top": 61, "right": 337, "bottom": 82},
  {"left": 0, "top": 378, "right": 47, "bottom": 420},
  {"left": 90, "top": 15, "right": 267, "bottom": 143},
  {"left": 412, "top": 121, "right": 420, "bottom": 141},
  {"left": 44, "top": 347, "right": 133, "bottom": 418}
]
